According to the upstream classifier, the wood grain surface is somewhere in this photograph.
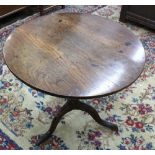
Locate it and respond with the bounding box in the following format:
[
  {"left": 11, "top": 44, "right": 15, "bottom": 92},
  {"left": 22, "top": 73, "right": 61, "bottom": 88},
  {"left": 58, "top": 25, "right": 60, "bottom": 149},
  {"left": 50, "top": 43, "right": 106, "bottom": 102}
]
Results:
[{"left": 3, "top": 13, "right": 145, "bottom": 98}]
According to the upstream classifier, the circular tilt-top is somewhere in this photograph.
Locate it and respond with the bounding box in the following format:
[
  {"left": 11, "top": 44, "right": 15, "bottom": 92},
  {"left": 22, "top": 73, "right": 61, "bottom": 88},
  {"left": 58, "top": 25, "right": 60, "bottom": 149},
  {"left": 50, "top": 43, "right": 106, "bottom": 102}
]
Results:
[{"left": 3, "top": 13, "right": 145, "bottom": 98}]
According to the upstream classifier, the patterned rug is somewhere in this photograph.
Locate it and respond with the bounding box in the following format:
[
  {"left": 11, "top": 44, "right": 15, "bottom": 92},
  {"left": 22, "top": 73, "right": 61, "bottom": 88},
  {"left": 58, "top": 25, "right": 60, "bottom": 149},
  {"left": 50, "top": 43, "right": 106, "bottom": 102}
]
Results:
[{"left": 0, "top": 5, "right": 155, "bottom": 150}]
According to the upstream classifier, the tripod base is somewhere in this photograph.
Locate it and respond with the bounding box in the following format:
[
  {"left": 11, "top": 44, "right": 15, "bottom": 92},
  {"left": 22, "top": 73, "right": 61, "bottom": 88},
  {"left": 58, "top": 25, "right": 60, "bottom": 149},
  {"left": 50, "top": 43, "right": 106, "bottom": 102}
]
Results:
[{"left": 36, "top": 99, "right": 118, "bottom": 146}]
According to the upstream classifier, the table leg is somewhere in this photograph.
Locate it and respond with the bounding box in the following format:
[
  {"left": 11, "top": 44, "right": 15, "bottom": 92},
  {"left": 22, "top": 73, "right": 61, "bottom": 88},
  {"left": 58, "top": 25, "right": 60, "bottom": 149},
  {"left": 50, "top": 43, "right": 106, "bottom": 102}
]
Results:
[{"left": 36, "top": 98, "right": 118, "bottom": 146}]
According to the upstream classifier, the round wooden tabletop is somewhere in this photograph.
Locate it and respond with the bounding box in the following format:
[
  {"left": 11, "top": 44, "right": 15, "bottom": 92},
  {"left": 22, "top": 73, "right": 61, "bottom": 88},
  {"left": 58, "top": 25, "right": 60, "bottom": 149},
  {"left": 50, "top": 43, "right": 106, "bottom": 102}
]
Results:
[{"left": 3, "top": 13, "right": 145, "bottom": 99}]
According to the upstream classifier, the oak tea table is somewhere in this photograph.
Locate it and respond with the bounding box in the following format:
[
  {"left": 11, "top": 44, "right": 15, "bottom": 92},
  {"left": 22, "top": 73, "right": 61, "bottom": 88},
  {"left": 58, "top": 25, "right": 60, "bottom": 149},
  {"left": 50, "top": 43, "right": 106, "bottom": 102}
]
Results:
[{"left": 3, "top": 13, "right": 145, "bottom": 146}]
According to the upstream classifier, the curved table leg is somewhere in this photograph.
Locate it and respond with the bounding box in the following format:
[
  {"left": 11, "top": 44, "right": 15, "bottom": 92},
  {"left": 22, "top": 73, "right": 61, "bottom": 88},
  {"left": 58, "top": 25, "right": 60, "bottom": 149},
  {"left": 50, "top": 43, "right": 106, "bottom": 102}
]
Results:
[
  {"left": 73, "top": 99, "right": 118, "bottom": 131},
  {"left": 36, "top": 99, "right": 118, "bottom": 146}
]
